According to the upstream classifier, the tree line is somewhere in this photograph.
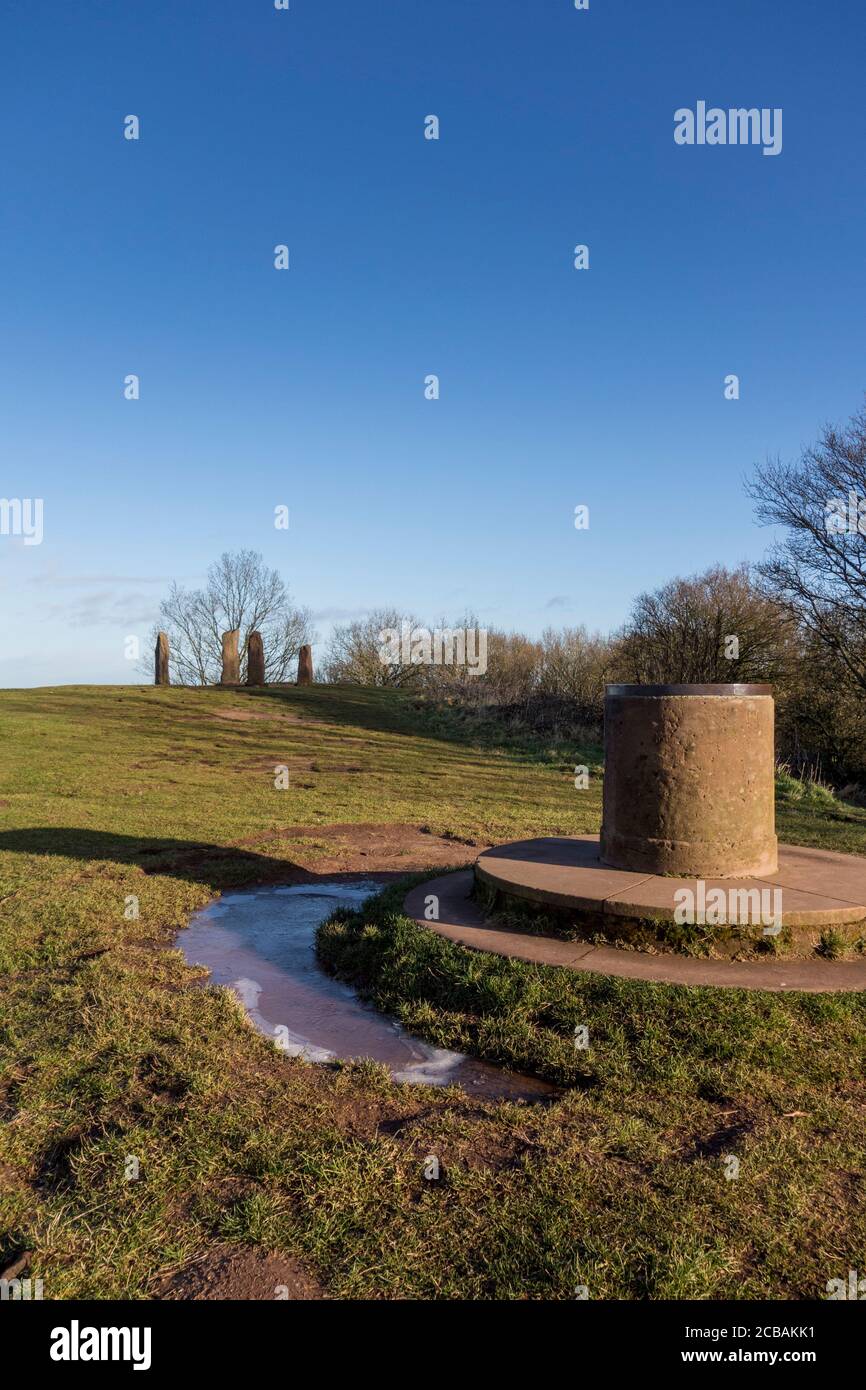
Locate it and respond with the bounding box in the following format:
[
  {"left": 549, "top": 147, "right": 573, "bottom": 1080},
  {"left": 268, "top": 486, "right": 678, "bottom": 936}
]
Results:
[
  {"left": 322, "top": 398, "right": 866, "bottom": 788},
  {"left": 152, "top": 398, "right": 866, "bottom": 789}
]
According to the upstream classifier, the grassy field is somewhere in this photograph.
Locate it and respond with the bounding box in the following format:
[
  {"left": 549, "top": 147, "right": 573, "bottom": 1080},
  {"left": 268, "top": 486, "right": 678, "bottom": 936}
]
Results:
[{"left": 1, "top": 683, "right": 865, "bottom": 1299}]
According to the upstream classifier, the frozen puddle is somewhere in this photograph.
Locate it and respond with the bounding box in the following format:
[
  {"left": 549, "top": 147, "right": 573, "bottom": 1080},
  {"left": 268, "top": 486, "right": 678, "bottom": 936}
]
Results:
[{"left": 179, "top": 881, "right": 555, "bottom": 1103}]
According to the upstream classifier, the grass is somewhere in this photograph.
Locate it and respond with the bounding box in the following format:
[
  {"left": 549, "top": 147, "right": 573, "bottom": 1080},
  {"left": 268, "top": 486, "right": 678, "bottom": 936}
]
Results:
[
  {"left": 1, "top": 683, "right": 865, "bottom": 1299},
  {"left": 318, "top": 882, "right": 866, "bottom": 1296},
  {"left": 775, "top": 763, "right": 839, "bottom": 810}
]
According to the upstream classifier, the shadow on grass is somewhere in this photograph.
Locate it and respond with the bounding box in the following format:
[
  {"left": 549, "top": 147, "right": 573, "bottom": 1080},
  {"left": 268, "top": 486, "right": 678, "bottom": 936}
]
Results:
[{"left": 0, "top": 826, "right": 401, "bottom": 892}]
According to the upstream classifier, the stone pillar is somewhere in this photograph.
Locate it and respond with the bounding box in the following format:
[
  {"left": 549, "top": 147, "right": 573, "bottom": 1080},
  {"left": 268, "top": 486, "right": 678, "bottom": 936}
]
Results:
[
  {"left": 221, "top": 629, "right": 240, "bottom": 685},
  {"left": 600, "top": 683, "right": 778, "bottom": 878},
  {"left": 154, "top": 632, "right": 170, "bottom": 686},
  {"left": 247, "top": 631, "right": 265, "bottom": 686},
  {"left": 297, "top": 644, "right": 313, "bottom": 686}
]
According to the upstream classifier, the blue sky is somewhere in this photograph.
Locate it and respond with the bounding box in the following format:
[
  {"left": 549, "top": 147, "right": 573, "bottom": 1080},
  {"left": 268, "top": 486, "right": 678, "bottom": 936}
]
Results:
[{"left": 2, "top": 0, "right": 865, "bottom": 686}]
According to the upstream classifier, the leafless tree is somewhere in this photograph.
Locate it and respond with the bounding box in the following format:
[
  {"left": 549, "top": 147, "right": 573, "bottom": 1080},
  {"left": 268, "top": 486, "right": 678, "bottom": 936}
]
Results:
[
  {"left": 747, "top": 397, "right": 866, "bottom": 696},
  {"left": 149, "top": 550, "right": 315, "bottom": 685},
  {"left": 617, "top": 564, "right": 795, "bottom": 685},
  {"left": 321, "top": 608, "right": 426, "bottom": 687},
  {"left": 538, "top": 626, "right": 617, "bottom": 709}
]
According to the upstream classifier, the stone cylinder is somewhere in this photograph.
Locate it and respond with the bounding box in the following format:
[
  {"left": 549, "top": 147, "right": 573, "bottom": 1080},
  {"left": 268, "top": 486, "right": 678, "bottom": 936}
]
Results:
[{"left": 600, "top": 684, "right": 777, "bottom": 878}]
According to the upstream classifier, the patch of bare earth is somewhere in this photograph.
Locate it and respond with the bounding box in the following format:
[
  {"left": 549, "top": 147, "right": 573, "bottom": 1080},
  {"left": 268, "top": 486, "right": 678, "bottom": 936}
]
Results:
[
  {"left": 174, "top": 708, "right": 313, "bottom": 726},
  {"left": 154, "top": 1244, "right": 325, "bottom": 1301},
  {"left": 233, "top": 822, "right": 488, "bottom": 874},
  {"left": 212, "top": 709, "right": 301, "bottom": 723}
]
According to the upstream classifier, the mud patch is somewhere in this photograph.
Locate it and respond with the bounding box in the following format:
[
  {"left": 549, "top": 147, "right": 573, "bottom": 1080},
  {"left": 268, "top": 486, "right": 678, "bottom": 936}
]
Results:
[
  {"left": 213, "top": 709, "right": 284, "bottom": 723},
  {"left": 155, "top": 1244, "right": 325, "bottom": 1300},
  {"left": 233, "top": 822, "right": 489, "bottom": 874},
  {"left": 175, "top": 708, "right": 312, "bottom": 726},
  {"left": 678, "top": 1111, "right": 758, "bottom": 1163}
]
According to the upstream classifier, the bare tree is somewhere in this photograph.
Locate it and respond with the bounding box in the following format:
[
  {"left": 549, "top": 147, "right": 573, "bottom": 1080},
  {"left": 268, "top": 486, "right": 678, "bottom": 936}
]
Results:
[
  {"left": 321, "top": 608, "right": 425, "bottom": 687},
  {"left": 538, "top": 626, "right": 616, "bottom": 709},
  {"left": 617, "top": 564, "right": 795, "bottom": 685},
  {"left": 466, "top": 628, "right": 541, "bottom": 705},
  {"left": 747, "top": 397, "right": 866, "bottom": 696},
  {"left": 149, "top": 550, "right": 315, "bottom": 685}
]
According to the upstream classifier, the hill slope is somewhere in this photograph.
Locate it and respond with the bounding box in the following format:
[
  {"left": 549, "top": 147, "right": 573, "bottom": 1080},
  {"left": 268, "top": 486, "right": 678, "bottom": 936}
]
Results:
[{"left": 0, "top": 685, "right": 864, "bottom": 1299}]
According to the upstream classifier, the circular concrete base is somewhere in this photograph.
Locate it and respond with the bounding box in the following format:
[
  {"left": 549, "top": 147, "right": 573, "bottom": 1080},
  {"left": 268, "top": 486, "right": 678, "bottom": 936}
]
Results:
[
  {"left": 475, "top": 835, "right": 866, "bottom": 930},
  {"left": 403, "top": 868, "right": 866, "bottom": 993}
]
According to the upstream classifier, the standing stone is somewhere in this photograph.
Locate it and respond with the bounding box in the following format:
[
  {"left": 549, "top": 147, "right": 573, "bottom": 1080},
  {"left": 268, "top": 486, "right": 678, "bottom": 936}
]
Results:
[
  {"left": 154, "top": 632, "right": 170, "bottom": 686},
  {"left": 247, "top": 631, "right": 265, "bottom": 686},
  {"left": 221, "top": 629, "right": 240, "bottom": 685},
  {"left": 297, "top": 644, "right": 313, "bottom": 685}
]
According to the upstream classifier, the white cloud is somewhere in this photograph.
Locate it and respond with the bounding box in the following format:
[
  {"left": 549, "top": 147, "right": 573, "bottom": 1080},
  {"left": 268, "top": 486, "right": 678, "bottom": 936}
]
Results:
[
  {"left": 27, "top": 572, "right": 175, "bottom": 589},
  {"left": 40, "top": 590, "right": 159, "bottom": 628},
  {"left": 310, "top": 605, "right": 372, "bottom": 621}
]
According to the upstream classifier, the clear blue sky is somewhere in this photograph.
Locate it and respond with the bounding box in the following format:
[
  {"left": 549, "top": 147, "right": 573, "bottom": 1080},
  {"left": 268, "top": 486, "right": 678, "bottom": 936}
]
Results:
[{"left": 2, "top": 0, "right": 865, "bottom": 686}]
